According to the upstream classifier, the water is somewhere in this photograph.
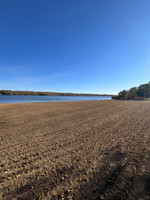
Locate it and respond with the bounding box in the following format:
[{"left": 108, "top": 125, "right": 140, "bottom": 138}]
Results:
[{"left": 0, "top": 95, "right": 112, "bottom": 104}]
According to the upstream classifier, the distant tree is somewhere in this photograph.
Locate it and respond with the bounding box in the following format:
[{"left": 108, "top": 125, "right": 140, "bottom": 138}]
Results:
[
  {"left": 146, "top": 82, "right": 150, "bottom": 98},
  {"left": 137, "top": 84, "right": 147, "bottom": 98},
  {"left": 127, "top": 87, "right": 137, "bottom": 99},
  {"left": 0, "top": 90, "right": 13, "bottom": 95},
  {"left": 117, "top": 90, "right": 128, "bottom": 99},
  {"left": 116, "top": 81, "right": 150, "bottom": 100},
  {"left": 0, "top": 90, "right": 104, "bottom": 96}
]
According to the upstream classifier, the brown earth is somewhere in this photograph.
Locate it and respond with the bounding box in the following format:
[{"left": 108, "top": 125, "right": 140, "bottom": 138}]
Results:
[{"left": 0, "top": 100, "right": 150, "bottom": 200}]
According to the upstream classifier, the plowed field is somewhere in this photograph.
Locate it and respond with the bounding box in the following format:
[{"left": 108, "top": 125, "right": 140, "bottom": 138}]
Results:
[{"left": 0, "top": 100, "right": 150, "bottom": 200}]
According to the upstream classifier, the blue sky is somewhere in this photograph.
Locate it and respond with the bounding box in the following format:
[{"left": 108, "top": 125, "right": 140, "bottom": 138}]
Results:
[{"left": 0, "top": 0, "right": 150, "bottom": 94}]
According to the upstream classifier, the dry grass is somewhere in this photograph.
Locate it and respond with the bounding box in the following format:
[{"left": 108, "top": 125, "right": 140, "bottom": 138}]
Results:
[{"left": 0, "top": 100, "right": 150, "bottom": 200}]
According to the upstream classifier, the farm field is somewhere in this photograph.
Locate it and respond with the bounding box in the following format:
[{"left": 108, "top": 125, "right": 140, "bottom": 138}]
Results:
[{"left": 0, "top": 100, "right": 150, "bottom": 200}]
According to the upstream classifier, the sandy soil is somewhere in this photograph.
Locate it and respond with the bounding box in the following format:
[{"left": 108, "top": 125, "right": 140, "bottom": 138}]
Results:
[{"left": 0, "top": 100, "right": 150, "bottom": 200}]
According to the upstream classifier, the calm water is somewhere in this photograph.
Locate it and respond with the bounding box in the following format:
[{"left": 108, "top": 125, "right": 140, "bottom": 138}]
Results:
[{"left": 0, "top": 95, "right": 112, "bottom": 104}]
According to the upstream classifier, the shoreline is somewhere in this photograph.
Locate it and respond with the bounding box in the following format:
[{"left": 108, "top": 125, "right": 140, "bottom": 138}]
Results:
[{"left": 0, "top": 99, "right": 112, "bottom": 105}]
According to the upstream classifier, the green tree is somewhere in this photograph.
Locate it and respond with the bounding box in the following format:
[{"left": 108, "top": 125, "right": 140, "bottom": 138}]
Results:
[
  {"left": 146, "top": 82, "right": 150, "bottom": 98},
  {"left": 127, "top": 87, "right": 137, "bottom": 98},
  {"left": 137, "top": 84, "right": 147, "bottom": 98},
  {"left": 117, "top": 90, "right": 128, "bottom": 99}
]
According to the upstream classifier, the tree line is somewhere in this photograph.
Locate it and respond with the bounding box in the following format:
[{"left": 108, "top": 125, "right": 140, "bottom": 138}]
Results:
[
  {"left": 115, "top": 81, "right": 150, "bottom": 100},
  {"left": 0, "top": 90, "right": 112, "bottom": 96}
]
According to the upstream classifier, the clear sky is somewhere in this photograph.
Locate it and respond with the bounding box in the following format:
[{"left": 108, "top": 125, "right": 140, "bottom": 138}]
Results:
[{"left": 0, "top": 0, "right": 150, "bottom": 94}]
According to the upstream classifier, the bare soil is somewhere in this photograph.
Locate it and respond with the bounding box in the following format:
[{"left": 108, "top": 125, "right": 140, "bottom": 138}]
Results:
[{"left": 0, "top": 100, "right": 150, "bottom": 200}]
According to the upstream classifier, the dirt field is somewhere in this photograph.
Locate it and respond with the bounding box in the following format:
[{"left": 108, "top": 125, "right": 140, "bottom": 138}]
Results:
[{"left": 0, "top": 100, "right": 150, "bottom": 200}]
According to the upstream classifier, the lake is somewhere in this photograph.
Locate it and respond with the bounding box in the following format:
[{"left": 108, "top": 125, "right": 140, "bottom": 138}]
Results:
[{"left": 0, "top": 95, "right": 112, "bottom": 104}]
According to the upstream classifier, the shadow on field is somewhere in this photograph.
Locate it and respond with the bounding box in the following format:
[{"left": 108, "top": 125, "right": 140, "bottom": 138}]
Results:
[
  {"left": 75, "top": 146, "right": 150, "bottom": 200},
  {"left": 3, "top": 165, "right": 75, "bottom": 200},
  {"left": 3, "top": 145, "right": 150, "bottom": 200}
]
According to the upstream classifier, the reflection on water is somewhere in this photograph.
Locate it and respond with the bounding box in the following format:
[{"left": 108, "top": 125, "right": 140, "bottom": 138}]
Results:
[{"left": 0, "top": 95, "right": 112, "bottom": 104}]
